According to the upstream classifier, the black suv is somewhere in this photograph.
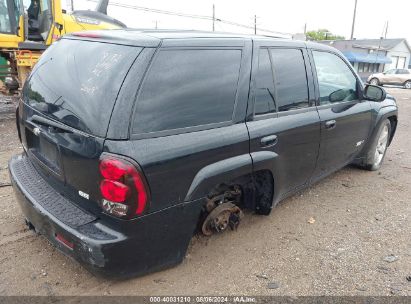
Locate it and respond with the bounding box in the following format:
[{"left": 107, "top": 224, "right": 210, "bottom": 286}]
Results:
[{"left": 9, "top": 30, "right": 398, "bottom": 277}]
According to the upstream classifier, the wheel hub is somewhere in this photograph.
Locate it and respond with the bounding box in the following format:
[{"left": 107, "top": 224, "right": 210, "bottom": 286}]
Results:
[{"left": 201, "top": 202, "right": 243, "bottom": 236}]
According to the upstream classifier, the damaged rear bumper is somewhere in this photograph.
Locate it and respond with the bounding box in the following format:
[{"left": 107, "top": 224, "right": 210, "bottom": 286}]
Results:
[{"left": 9, "top": 153, "right": 203, "bottom": 278}]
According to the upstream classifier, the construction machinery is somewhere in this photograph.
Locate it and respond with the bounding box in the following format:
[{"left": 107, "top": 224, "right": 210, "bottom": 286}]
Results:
[{"left": 0, "top": 0, "right": 126, "bottom": 92}]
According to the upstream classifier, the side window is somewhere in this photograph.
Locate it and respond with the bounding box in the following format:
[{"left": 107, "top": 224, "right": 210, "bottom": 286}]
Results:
[
  {"left": 270, "top": 48, "right": 309, "bottom": 111},
  {"left": 0, "top": 0, "right": 12, "bottom": 33},
  {"left": 40, "top": 0, "right": 49, "bottom": 12},
  {"left": 313, "top": 51, "right": 358, "bottom": 104},
  {"left": 397, "top": 69, "right": 409, "bottom": 74},
  {"left": 132, "top": 49, "right": 241, "bottom": 134},
  {"left": 254, "top": 48, "right": 276, "bottom": 115}
]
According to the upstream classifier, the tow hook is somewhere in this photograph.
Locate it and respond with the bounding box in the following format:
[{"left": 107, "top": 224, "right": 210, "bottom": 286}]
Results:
[{"left": 201, "top": 202, "right": 243, "bottom": 236}]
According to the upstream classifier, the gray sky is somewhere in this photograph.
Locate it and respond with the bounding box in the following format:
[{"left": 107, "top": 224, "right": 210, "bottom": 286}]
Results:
[{"left": 71, "top": 0, "right": 411, "bottom": 43}]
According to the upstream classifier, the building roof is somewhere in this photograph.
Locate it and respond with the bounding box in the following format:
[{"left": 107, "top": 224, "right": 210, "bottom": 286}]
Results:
[
  {"left": 319, "top": 38, "right": 411, "bottom": 53},
  {"left": 342, "top": 51, "right": 392, "bottom": 64}
]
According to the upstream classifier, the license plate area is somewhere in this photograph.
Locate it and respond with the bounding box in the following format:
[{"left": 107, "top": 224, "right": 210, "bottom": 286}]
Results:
[{"left": 26, "top": 127, "right": 62, "bottom": 177}]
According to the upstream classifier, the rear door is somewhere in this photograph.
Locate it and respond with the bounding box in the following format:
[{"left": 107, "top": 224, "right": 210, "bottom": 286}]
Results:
[
  {"left": 395, "top": 69, "right": 410, "bottom": 84},
  {"left": 309, "top": 49, "right": 373, "bottom": 179},
  {"left": 247, "top": 41, "right": 320, "bottom": 201}
]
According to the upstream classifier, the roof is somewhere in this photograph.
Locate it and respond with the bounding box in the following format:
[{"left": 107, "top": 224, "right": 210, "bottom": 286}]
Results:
[{"left": 319, "top": 38, "right": 411, "bottom": 52}]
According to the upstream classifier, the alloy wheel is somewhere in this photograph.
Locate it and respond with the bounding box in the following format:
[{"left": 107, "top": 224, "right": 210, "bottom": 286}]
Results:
[{"left": 374, "top": 125, "right": 389, "bottom": 166}]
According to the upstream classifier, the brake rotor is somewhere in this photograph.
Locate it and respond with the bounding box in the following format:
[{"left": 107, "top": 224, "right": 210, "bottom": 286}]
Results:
[{"left": 201, "top": 202, "right": 243, "bottom": 236}]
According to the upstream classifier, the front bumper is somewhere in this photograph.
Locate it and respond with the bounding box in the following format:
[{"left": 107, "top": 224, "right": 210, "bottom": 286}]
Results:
[{"left": 9, "top": 153, "right": 203, "bottom": 278}]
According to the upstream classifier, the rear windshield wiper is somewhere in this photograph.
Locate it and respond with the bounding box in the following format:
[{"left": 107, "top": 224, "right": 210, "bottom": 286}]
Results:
[{"left": 31, "top": 115, "right": 90, "bottom": 138}]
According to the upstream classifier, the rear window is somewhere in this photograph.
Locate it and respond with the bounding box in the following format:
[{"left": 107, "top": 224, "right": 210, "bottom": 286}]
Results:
[
  {"left": 23, "top": 38, "right": 141, "bottom": 137},
  {"left": 131, "top": 49, "right": 242, "bottom": 134}
]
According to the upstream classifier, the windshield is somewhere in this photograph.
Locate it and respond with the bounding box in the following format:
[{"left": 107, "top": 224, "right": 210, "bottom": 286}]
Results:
[
  {"left": 0, "top": 0, "right": 12, "bottom": 33},
  {"left": 23, "top": 39, "right": 141, "bottom": 137}
]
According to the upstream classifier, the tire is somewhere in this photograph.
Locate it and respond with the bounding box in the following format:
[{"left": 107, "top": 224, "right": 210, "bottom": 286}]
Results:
[
  {"left": 370, "top": 78, "right": 380, "bottom": 86},
  {"left": 404, "top": 80, "right": 411, "bottom": 89},
  {"left": 362, "top": 119, "right": 391, "bottom": 171}
]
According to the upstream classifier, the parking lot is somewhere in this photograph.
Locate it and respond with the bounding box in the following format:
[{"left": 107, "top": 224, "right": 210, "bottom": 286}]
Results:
[{"left": 0, "top": 87, "right": 410, "bottom": 296}]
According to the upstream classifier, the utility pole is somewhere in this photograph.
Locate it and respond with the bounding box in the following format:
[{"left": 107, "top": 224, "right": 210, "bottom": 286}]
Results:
[
  {"left": 212, "top": 4, "right": 215, "bottom": 32},
  {"left": 254, "top": 15, "right": 257, "bottom": 35},
  {"left": 350, "top": 0, "right": 358, "bottom": 39},
  {"left": 304, "top": 23, "right": 307, "bottom": 34},
  {"left": 384, "top": 21, "right": 389, "bottom": 39},
  {"left": 155, "top": 20, "right": 158, "bottom": 29}
]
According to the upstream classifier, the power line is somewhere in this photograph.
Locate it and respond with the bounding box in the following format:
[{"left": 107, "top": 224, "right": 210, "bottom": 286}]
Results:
[{"left": 84, "top": 0, "right": 291, "bottom": 37}]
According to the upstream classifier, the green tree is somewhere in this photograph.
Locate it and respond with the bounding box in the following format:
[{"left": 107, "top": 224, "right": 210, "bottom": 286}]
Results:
[{"left": 306, "top": 29, "right": 345, "bottom": 41}]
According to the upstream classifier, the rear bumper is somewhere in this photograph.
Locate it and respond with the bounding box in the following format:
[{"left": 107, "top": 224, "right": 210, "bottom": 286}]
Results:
[{"left": 9, "top": 153, "right": 203, "bottom": 278}]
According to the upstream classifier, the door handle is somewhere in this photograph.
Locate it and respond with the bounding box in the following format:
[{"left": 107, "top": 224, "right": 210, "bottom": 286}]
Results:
[
  {"left": 260, "top": 135, "right": 278, "bottom": 147},
  {"left": 325, "top": 120, "right": 336, "bottom": 130}
]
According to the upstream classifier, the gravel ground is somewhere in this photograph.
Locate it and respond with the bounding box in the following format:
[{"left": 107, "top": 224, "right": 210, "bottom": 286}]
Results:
[
  {"left": 0, "top": 95, "right": 17, "bottom": 121},
  {"left": 0, "top": 88, "right": 410, "bottom": 296}
]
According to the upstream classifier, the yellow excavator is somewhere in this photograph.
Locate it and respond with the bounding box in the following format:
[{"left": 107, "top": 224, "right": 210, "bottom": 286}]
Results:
[{"left": 0, "top": 0, "right": 126, "bottom": 92}]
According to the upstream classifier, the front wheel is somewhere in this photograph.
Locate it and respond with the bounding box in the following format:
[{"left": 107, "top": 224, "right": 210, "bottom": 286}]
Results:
[
  {"left": 370, "top": 78, "right": 380, "bottom": 86},
  {"left": 362, "top": 120, "right": 391, "bottom": 171},
  {"left": 404, "top": 80, "right": 411, "bottom": 89}
]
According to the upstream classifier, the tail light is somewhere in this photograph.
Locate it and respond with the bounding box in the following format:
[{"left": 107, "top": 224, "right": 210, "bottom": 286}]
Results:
[{"left": 99, "top": 155, "right": 149, "bottom": 218}]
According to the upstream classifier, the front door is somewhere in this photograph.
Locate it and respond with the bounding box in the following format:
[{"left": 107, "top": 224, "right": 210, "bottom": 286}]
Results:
[
  {"left": 247, "top": 43, "right": 321, "bottom": 200},
  {"left": 381, "top": 69, "right": 397, "bottom": 84},
  {"left": 310, "top": 50, "right": 373, "bottom": 179}
]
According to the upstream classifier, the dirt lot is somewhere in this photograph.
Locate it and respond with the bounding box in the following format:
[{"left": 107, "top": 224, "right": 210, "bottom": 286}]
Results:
[{"left": 0, "top": 88, "right": 410, "bottom": 296}]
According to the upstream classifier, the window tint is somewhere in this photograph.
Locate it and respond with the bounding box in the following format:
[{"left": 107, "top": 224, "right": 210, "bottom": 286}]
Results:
[
  {"left": 270, "top": 49, "right": 309, "bottom": 111},
  {"left": 24, "top": 39, "right": 140, "bottom": 137},
  {"left": 313, "top": 51, "right": 358, "bottom": 104},
  {"left": 385, "top": 69, "right": 396, "bottom": 75},
  {"left": 132, "top": 49, "right": 241, "bottom": 134},
  {"left": 254, "top": 48, "right": 276, "bottom": 115},
  {"left": 397, "top": 69, "right": 409, "bottom": 74}
]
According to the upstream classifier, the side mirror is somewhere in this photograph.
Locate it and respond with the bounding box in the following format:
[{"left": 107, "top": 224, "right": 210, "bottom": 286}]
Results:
[
  {"left": 329, "top": 89, "right": 347, "bottom": 103},
  {"left": 364, "top": 84, "right": 386, "bottom": 102}
]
